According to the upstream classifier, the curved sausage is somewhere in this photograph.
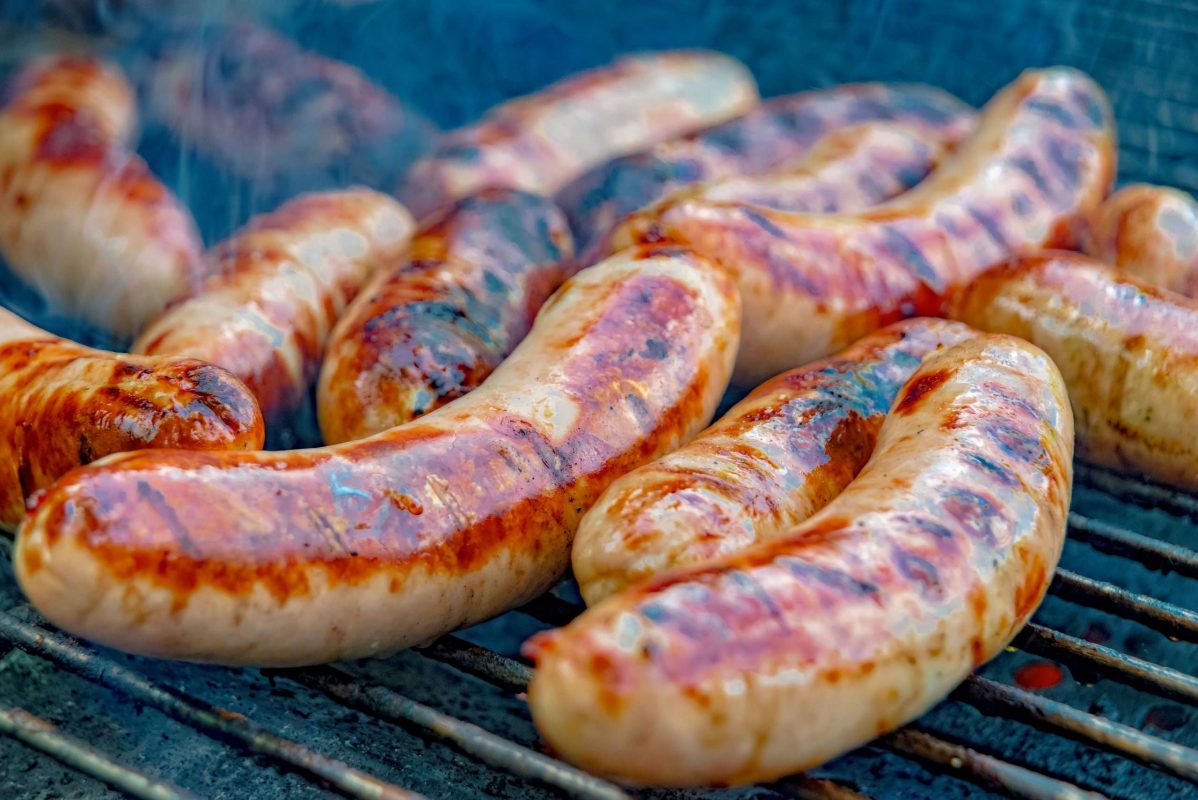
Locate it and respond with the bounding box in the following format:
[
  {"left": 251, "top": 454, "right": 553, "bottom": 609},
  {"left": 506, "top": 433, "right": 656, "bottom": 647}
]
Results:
[
  {"left": 396, "top": 51, "right": 759, "bottom": 218},
  {"left": 317, "top": 188, "right": 572, "bottom": 444},
  {"left": 0, "top": 56, "right": 204, "bottom": 340},
  {"left": 574, "top": 317, "right": 977, "bottom": 605},
  {"left": 0, "top": 307, "right": 263, "bottom": 531},
  {"left": 558, "top": 83, "right": 975, "bottom": 262},
  {"left": 145, "top": 22, "right": 437, "bottom": 193},
  {"left": 527, "top": 334, "right": 1073, "bottom": 786},
  {"left": 610, "top": 67, "right": 1115, "bottom": 386},
  {"left": 950, "top": 250, "right": 1198, "bottom": 492},
  {"left": 133, "top": 189, "right": 414, "bottom": 426},
  {"left": 16, "top": 245, "right": 740, "bottom": 666},
  {"left": 1083, "top": 183, "right": 1198, "bottom": 297}
]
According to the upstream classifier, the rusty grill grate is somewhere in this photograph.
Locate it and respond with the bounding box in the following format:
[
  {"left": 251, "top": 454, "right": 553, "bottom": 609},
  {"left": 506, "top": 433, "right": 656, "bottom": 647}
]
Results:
[{"left": 0, "top": 464, "right": 1195, "bottom": 800}]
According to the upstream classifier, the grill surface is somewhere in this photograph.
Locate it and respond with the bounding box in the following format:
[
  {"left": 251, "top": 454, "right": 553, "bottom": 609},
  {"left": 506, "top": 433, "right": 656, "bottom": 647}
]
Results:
[{"left": 2, "top": 1, "right": 1198, "bottom": 798}]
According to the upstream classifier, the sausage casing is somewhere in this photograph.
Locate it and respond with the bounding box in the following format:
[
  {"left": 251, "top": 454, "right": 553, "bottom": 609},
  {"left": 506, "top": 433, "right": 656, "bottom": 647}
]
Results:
[
  {"left": 0, "top": 308, "right": 263, "bottom": 531},
  {"left": 17, "top": 245, "right": 739, "bottom": 666},
  {"left": 0, "top": 56, "right": 204, "bottom": 339},
  {"left": 528, "top": 334, "right": 1072, "bottom": 786},
  {"left": 1083, "top": 183, "right": 1198, "bottom": 298},
  {"left": 574, "top": 318, "right": 977, "bottom": 604},
  {"left": 397, "top": 51, "right": 758, "bottom": 218},
  {"left": 558, "top": 83, "right": 975, "bottom": 262},
  {"left": 318, "top": 188, "right": 572, "bottom": 444},
  {"left": 611, "top": 67, "right": 1115, "bottom": 386},
  {"left": 950, "top": 250, "right": 1198, "bottom": 491},
  {"left": 134, "top": 189, "right": 414, "bottom": 426}
]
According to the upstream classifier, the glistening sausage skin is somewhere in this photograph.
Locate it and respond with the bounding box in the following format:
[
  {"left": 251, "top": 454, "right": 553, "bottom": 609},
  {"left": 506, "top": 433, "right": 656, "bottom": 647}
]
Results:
[{"left": 1083, "top": 183, "right": 1198, "bottom": 298}]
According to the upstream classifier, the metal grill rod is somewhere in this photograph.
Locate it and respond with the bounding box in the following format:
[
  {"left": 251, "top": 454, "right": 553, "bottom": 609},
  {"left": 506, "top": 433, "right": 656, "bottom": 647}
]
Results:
[
  {"left": 882, "top": 728, "right": 1109, "bottom": 800},
  {"left": 1068, "top": 513, "right": 1198, "bottom": 579},
  {"left": 776, "top": 776, "right": 875, "bottom": 799},
  {"left": 0, "top": 706, "right": 203, "bottom": 800},
  {"left": 276, "top": 665, "right": 630, "bottom": 800},
  {"left": 1016, "top": 623, "right": 1198, "bottom": 705},
  {"left": 1074, "top": 464, "right": 1198, "bottom": 522},
  {"left": 1050, "top": 568, "right": 1198, "bottom": 642},
  {"left": 0, "top": 610, "right": 425, "bottom": 800},
  {"left": 956, "top": 675, "right": 1198, "bottom": 783}
]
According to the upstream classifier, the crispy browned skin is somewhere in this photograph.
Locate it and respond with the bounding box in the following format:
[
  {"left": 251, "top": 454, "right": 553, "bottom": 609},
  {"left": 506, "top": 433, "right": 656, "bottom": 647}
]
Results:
[
  {"left": 560, "top": 84, "right": 975, "bottom": 263},
  {"left": 16, "top": 245, "right": 740, "bottom": 666},
  {"left": 0, "top": 56, "right": 204, "bottom": 339},
  {"left": 528, "top": 335, "right": 1073, "bottom": 786},
  {"left": 950, "top": 250, "right": 1198, "bottom": 491},
  {"left": 397, "top": 51, "right": 759, "bottom": 218},
  {"left": 610, "top": 67, "right": 1116, "bottom": 386},
  {"left": 318, "top": 188, "right": 573, "bottom": 444},
  {"left": 574, "top": 318, "right": 978, "bottom": 604},
  {"left": 133, "top": 189, "right": 414, "bottom": 423},
  {"left": 0, "top": 308, "right": 263, "bottom": 531},
  {"left": 1083, "top": 184, "right": 1198, "bottom": 297}
]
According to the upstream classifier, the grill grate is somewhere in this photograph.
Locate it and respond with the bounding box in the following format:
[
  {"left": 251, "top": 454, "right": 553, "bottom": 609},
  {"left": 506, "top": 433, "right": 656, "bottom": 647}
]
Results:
[{"left": 0, "top": 466, "right": 1195, "bottom": 799}]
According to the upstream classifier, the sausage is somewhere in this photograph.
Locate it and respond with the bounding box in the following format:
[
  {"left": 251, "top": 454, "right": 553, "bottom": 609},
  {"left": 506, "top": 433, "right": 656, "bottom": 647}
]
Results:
[
  {"left": 0, "top": 306, "right": 263, "bottom": 531},
  {"left": 1083, "top": 183, "right": 1198, "bottom": 297},
  {"left": 16, "top": 245, "right": 740, "bottom": 666},
  {"left": 574, "top": 317, "right": 977, "bottom": 604},
  {"left": 527, "top": 334, "right": 1073, "bottom": 786},
  {"left": 557, "top": 83, "right": 975, "bottom": 263},
  {"left": 0, "top": 56, "right": 204, "bottom": 340},
  {"left": 949, "top": 250, "right": 1198, "bottom": 492},
  {"left": 396, "top": 51, "right": 759, "bottom": 218},
  {"left": 318, "top": 188, "right": 572, "bottom": 444},
  {"left": 133, "top": 189, "right": 414, "bottom": 427},
  {"left": 145, "top": 22, "right": 437, "bottom": 194},
  {"left": 609, "top": 67, "right": 1116, "bottom": 386}
]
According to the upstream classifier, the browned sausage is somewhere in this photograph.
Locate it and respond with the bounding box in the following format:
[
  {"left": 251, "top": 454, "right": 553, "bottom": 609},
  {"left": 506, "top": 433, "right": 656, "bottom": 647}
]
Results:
[
  {"left": 318, "top": 188, "right": 572, "bottom": 444},
  {"left": 1083, "top": 183, "right": 1198, "bottom": 297}
]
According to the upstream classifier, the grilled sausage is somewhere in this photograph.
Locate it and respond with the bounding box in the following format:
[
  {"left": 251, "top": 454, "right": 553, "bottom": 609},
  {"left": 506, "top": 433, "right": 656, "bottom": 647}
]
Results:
[
  {"left": 16, "top": 245, "right": 739, "bottom": 666},
  {"left": 557, "top": 83, "right": 975, "bottom": 263},
  {"left": 950, "top": 250, "right": 1198, "bottom": 492},
  {"left": 133, "top": 189, "right": 414, "bottom": 427},
  {"left": 610, "top": 67, "right": 1115, "bottom": 386},
  {"left": 144, "top": 22, "right": 437, "bottom": 194},
  {"left": 396, "top": 51, "right": 759, "bottom": 218},
  {"left": 318, "top": 188, "right": 572, "bottom": 444},
  {"left": 0, "top": 307, "right": 263, "bottom": 531},
  {"left": 0, "top": 56, "right": 204, "bottom": 340},
  {"left": 527, "top": 334, "right": 1073, "bottom": 786},
  {"left": 574, "top": 318, "right": 977, "bottom": 604},
  {"left": 681, "top": 122, "right": 947, "bottom": 214},
  {"left": 1083, "top": 184, "right": 1198, "bottom": 298}
]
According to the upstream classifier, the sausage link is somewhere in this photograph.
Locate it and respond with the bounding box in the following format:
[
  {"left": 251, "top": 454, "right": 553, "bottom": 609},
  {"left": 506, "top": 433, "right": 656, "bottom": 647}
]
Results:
[
  {"left": 318, "top": 188, "right": 573, "bottom": 444},
  {"left": 950, "top": 250, "right": 1198, "bottom": 491},
  {"left": 145, "top": 23, "right": 437, "bottom": 193},
  {"left": 16, "top": 245, "right": 739, "bottom": 666},
  {"left": 558, "top": 83, "right": 975, "bottom": 263},
  {"left": 610, "top": 67, "right": 1115, "bottom": 386},
  {"left": 574, "top": 318, "right": 977, "bottom": 604},
  {"left": 0, "top": 56, "right": 204, "bottom": 340},
  {"left": 397, "top": 51, "right": 759, "bottom": 218},
  {"left": 527, "top": 334, "right": 1073, "bottom": 786},
  {"left": 0, "top": 307, "right": 263, "bottom": 531},
  {"left": 134, "top": 189, "right": 414, "bottom": 425},
  {"left": 1083, "top": 183, "right": 1198, "bottom": 297}
]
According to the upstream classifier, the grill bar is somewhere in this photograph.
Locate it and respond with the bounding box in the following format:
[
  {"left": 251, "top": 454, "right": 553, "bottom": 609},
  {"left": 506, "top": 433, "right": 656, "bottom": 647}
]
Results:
[
  {"left": 417, "top": 636, "right": 531, "bottom": 694},
  {"left": 774, "top": 776, "right": 875, "bottom": 799},
  {"left": 0, "top": 610, "right": 425, "bottom": 800},
  {"left": 1050, "top": 568, "right": 1198, "bottom": 642},
  {"left": 957, "top": 675, "right": 1198, "bottom": 783},
  {"left": 279, "top": 665, "right": 631, "bottom": 800},
  {"left": 1067, "top": 513, "right": 1198, "bottom": 578},
  {"left": 882, "top": 728, "right": 1109, "bottom": 800},
  {"left": 0, "top": 706, "right": 202, "bottom": 800},
  {"left": 1016, "top": 623, "right": 1198, "bottom": 704},
  {"left": 1075, "top": 464, "right": 1198, "bottom": 521}
]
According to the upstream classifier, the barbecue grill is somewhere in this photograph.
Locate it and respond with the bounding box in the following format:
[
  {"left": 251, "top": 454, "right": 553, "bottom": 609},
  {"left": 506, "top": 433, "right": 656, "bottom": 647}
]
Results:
[{"left": 1, "top": 1, "right": 1196, "bottom": 798}]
